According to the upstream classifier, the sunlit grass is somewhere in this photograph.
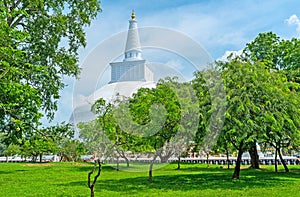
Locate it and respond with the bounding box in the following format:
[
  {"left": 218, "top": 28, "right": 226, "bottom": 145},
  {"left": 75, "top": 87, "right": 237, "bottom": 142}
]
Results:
[{"left": 0, "top": 162, "right": 299, "bottom": 196}]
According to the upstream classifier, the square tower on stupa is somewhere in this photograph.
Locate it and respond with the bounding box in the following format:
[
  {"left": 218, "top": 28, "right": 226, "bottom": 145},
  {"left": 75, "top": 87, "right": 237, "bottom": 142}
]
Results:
[{"left": 109, "top": 11, "right": 153, "bottom": 83}]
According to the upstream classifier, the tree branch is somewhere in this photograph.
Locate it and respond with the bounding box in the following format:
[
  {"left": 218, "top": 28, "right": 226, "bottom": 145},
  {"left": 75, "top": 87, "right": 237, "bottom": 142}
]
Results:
[
  {"left": 87, "top": 161, "right": 96, "bottom": 188},
  {"left": 10, "top": 14, "right": 26, "bottom": 28},
  {"left": 92, "top": 159, "right": 102, "bottom": 186},
  {"left": 14, "top": 0, "right": 23, "bottom": 9}
]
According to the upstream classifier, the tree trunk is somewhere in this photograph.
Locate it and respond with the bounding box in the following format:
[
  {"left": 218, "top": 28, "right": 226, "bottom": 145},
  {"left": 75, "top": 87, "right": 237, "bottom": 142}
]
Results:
[
  {"left": 118, "top": 150, "right": 130, "bottom": 168},
  {"left": 277, "top": 147, "right": 289, "bottom": 172},
  {"left": 249, "top": 142, "right": 259, "bottom": 169},
  {"left": 226, "top": 149, "right": 230, "bottom": 169},
  {"left": 274, "top": 148, "right": 278, "bottom": 172},
  {"left": 39, "top": 153, "right": 42, "bottom": 163},
  {"left": 33, "top": 155, "right": 36, "bottom": 162},
  {"left": 149, "top": 162, "right": 154, "bottom": 182},
  {"left": 90, "top": 187, "right": 95, "bottom": 197},
  {"left": 159, "top": 153, "right": 171, "bottom": 163},
  {"left": 177, "top": 156, "right": 181, "bottom": 170},
  {"left": 206, "top": 153, "right": 209, "bottom": 167},
  {"left": 88, "top": 159, "right": 102, "bottom": 197},
  {"left": 121, "top": 151, "right": 130, "bottom": 168},
  {"left": 232, "top": 142, "right": 244, "bottom": 179},
  {"left": 149, "top": 155, "right": 158, "bottom": 182},
  {"left": 116, "top": 157, "right": 119, "bottom": 171},
  {"left": 125, "top": 157, "right": 130, "bottom": 168}
]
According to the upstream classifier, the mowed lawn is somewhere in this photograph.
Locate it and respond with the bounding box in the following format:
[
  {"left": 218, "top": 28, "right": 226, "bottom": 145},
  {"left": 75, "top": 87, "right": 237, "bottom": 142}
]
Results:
[{"left": 0, "top": 162, "right": 299, "bottom": 197}]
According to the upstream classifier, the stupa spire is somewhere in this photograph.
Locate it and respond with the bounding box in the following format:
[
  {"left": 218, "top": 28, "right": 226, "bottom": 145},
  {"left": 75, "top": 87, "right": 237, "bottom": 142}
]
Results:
[
  {"left": 124, "top": 10, "right": 142, "bottom": 61},
  {"left": 109, "top": 11, "right": 153, "bottom": 84},
  {"left": 131, "top": 10, "right": 136, "bottom": 20}
]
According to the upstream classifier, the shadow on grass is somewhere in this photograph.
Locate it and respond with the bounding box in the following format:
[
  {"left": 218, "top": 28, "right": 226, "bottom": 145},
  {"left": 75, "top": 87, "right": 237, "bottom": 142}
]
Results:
[
  {"left": 0, "top": 170, "right": 13, "bottom": 174},
  {"left": 174, "top": 165, "right": 233, "bottom": 173},
  {"left": 73, "top": 165, "right": 116, "bottom": 173},
  {"left": 60, "top": 167, "right": 300, "bottom": 195}
]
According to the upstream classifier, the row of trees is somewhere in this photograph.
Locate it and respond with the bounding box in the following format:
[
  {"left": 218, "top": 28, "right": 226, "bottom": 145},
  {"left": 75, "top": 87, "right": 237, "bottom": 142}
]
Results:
[
  {"left": 0, "top": 123, "right": 86, "bottom": 162},
  {"left": 79, "top": 32, "right": 300, "bottom": 180}
]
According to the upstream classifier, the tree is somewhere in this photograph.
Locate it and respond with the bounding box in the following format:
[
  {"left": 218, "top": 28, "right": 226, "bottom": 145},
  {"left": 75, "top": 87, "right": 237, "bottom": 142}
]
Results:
[
  {"left": 192, "top": 67, "right": 226, "bottom": 167},
  {"left": 78, "top": 119, "right": 115, "bottom": 163},
  {"left": 126, "top": 78, "right": 197, "bottom": 181},
  {"left": 258, "top": 75, "right": 300, "bottom": 172},
  {"left": 213, "top": 134, "right": 234, "bottom": 169},
  {"left": 238, "top": 32, "right": 279, "bottom": 169},
  {"left": 60, "top": 139, "right": 86, "bottom": 162},
  {"left": 41, "top": 123, "right": 76, "bottom": 161},
  {"left": 79, "top": 98, "right": 119, "bottom": 163},
  {"left": 242, "top": 32, "right": 300, "bottom": 168},
  {"left": 217, "top": 58, "right": 300, "bottom": 179},
  {"left": 3, "top": 144, "right": 21, "bottom": 162},
  {"left": 219, "top": 60, "right": 266, "bottom": 179},
  {"left": 20, "top": 140, "right": 32, "bottom": 161},
  {"left": 0, "top": 0, "right": 101, "bottom": 143},
  {"left": 80, "top": 97, "right": 148, "bottom": 170},
  {"left": 26, "top": 134, "right": 57, "bottom": 162},
  {"left": 11, "top": 123, "right": 75, "bottom": 162}
]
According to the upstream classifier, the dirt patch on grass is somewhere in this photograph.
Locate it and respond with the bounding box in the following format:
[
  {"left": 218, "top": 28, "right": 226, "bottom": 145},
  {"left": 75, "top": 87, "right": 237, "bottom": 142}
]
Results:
[
  {"left": 240, "top": 165, "right": 251, "bottom": 169},
  {"left": 71, "top": 162, "right": 92, "bottom": 167},
  {"left": 219, "top": 165, "right": 250, "bottom": 169},
  {"left": 24, "top": 163, "right": 54, "bottom": 167}
]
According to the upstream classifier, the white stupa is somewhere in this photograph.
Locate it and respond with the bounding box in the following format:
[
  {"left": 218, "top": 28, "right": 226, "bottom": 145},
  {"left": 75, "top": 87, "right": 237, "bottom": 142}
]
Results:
[{"left": 70, "top": 11, "right": 156, "bottom": 126}]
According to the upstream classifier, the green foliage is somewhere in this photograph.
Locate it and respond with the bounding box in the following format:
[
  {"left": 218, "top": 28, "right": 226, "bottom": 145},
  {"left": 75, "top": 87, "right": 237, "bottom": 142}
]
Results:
[
  {"left": 23, "top": 123, "right": 76, "bottom": 161},
  {"left": 0, "top": 0, "right": 101, "bottom": 143},
  {"left": 59, "top": 139, "right": 86, "bottom": 162},
  {"left": 3, "top": 144, "right": 21, "bottom": 156},
  {"left": 217, "top": 59, "right": 299, "bottom": 148},
  {"left": 78, "top": 119, "right": 114, "bottom": 158},
  {"left": 79, "top": 98, "right": 119, "bottom": 159},
  {"left": 0, "top": 122, "right": 76, "bottom": 161},
  {"left": 126, "top": 78, "right": 186, "bottom": 155},
  {"left": 80, "top": 78, "right": 202, "bottom": 178},
  {"left": 0, "top": 133, "right": 7, "bottom": 155},
  {"left": 192, "top": 67, "right": 226, "bottom": 153},
  {"left": 220, "top": 61, "right": 263, "bottom": 149},
  {"left": 205, "top": 32, "right": 300, "bottom": 153},
  {"left": 39, "top": 123, "right": 77, "bottom": 161},
  {"left": 243, "top": 32, "right": 300, "bottom": 83}
]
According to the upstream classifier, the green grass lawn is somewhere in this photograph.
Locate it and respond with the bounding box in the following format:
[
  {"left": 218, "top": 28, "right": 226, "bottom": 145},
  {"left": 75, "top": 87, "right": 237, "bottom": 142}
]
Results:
[{"left": 0, "top": 162, "right": 299, "bottom": 197}]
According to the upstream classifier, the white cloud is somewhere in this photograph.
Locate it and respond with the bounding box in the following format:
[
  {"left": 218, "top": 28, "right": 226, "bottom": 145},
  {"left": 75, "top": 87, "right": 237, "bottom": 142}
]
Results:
[
  {"left": 165, "top": 60, "right": 184, "bottom": 70},
  {"left": 217, "top": 50, "right": 243, "bottom": 62},
  {"left": 286, "top": 14, "right": 300, "bottom": 35}
]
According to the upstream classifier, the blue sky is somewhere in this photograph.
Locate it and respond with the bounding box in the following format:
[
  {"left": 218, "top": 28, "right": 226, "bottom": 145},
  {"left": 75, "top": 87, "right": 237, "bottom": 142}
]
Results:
[
  {"left": 80, "top": 0, "right": 300, "bottom": 60},
  {"left": 44, "top": 0, "right": 300, "bottom": 126}
]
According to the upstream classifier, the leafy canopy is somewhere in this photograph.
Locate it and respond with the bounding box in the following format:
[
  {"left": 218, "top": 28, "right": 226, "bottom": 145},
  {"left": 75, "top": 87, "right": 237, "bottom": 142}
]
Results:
[{"left": 0, "top": 0, "right": 101, "bottom": 142}]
